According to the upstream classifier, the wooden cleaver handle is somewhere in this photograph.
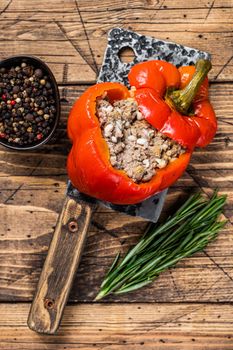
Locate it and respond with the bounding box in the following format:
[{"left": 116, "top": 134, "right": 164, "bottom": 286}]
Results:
[{"left": 27, "top": 196, "right": 94, "bottom": 334}]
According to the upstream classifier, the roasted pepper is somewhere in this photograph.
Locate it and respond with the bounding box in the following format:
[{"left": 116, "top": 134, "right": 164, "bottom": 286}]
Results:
[{"left": 67, "top": 59, "right": 216, "bottom": 205}]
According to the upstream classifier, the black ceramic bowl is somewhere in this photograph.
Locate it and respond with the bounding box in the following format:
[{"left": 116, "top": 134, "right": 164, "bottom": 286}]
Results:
[{"left": 0, "top": 55, "right": 60, "bottom": 151}]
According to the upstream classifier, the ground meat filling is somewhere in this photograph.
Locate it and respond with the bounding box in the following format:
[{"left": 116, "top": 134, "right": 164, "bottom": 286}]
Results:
[{"left": 96, "top": 96, "right": 185, "bottom": 183}]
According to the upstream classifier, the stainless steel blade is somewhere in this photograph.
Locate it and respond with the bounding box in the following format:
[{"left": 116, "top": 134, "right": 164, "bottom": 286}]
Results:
[{"left": 67, "top": 181, "right": 167, "bottom": 222}]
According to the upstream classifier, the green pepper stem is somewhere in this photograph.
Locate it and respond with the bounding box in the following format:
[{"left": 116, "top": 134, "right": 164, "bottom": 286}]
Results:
[{"left": 165, "top": 59, "right": 212, "bottom": 115}]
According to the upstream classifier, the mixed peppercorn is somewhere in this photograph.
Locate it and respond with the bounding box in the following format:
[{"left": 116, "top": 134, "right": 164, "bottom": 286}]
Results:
[{"left": 0, "top": 62, "right": 57, "bottom": 146}]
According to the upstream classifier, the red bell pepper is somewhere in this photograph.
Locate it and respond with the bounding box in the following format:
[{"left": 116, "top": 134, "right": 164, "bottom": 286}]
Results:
[
  {"left": 128, "top": 59, "right": 216, "bottom": 149},
  {"left": 67, "top": 59, "right": 216, "bottom": 205}
]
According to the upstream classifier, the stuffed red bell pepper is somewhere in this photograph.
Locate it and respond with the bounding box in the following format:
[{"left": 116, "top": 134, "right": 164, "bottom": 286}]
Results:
[{"left": 67, "top": 59, "right": 217, "bottom": 205}]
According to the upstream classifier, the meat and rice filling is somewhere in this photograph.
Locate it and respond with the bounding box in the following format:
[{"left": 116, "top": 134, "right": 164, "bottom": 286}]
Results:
[{"left": 96, "top": 96, "right": 185, "bottom": 183}]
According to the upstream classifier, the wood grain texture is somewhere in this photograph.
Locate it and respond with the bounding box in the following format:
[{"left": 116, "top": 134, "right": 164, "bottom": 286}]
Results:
[
  {"left": 0, "top": 0, "right": 232, "bottom": 83},
  {"left": 1, "top": 303, "right": 233, "bottom": 349},
  {"left": 0, "top": 0, "right": 233, "bottom": 346},
  {"left": 0, "top": 82, "right": 233, "bottom": 302},
  {"left": 28, "top": 197, "right": 94, "bottom": 334}
]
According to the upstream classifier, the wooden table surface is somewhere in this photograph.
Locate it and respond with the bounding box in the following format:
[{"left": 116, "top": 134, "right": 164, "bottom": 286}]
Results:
[{"left": 0, "top": 0, "right": 232, "bottom": 348}]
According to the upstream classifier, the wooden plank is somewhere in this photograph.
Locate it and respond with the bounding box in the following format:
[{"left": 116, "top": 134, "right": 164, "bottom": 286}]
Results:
[
  {"left": 76, "top": 0, "right": 233, "bottom": 10},
  {"left": 0, "top": 206, "right": 232, "bottom": 302},
  {"left": 1, "top": 0, "right": 232, "bottom": 13},
  {"left": 0, "top": 27, "right": 232, "bottom": 82},
  {"left": 0, "top": 0, "right": 232, "bottom": 83},
  {"left": 1, "top": 0, "right": 232, "bottom": 12},
  {"left": 0, "top": 190, "right": 232, "bottom": 303},
  {"left": 0, "top": 303, "right": 233, "bottom": 349},
  {"left": 0, "top": 0, "right": 232, "bottom": 345}
]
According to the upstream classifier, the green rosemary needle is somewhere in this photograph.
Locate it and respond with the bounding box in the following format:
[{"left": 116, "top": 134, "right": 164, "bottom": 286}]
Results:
[{"left": 95, "top": 191, "right": 227, "bottom": 300}]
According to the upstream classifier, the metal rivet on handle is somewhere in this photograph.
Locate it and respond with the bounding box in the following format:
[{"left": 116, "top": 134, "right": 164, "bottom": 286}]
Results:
[
  {"left": 44, "top": 298, "right": 55, "bottom": 310},
  {"left": 68, "top": 221, "right": 78, "bottom": 233}
]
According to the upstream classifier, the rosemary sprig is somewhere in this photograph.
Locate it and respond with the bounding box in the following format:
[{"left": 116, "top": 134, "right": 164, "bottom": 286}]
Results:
[{"left": 95, "top": 191, "right": 227, "bottom": 300}]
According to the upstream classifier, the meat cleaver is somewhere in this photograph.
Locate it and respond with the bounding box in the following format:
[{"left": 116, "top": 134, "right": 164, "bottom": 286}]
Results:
[{"left": 27, "top": 28, "right": 210, "bottom": 334}]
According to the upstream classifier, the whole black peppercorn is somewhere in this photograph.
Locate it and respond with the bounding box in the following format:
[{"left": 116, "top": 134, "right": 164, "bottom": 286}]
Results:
[
  {"left": 50, "top": 105, "right": 56, "bottom": 113},
  {"left": 34, "top": 69, "right": 43, "bottom": 78},
  {"left": 25, "top": 113, "right": 34, "bottom": 121},
  {"left": 5, "top": 113, "right": 11, "bottom": 120},
  {"left": 12, "top": 85, "right": 20, "bottom": 94},
  {"left": 45, "top": 82, "right": 51, "bottom": 89},
  {"left": 22, "top": 66, "right": 32, "bottom": 76},
  {"left": 26, "top": 87, "right": 32, "bottom": 94}
]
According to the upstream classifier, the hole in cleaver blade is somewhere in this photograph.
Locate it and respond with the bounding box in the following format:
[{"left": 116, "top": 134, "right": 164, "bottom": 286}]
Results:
[{"left": 67, "top": 28, "right": 210, "bottom": 222}]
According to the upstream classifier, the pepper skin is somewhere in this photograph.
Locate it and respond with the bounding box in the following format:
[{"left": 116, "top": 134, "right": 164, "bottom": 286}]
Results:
[
  {"left": 178, "top": 65, "right": 217, "bottom": 147},
  {"left": 67, "top": 60, "right": 215, "bottom": 205},
  {"left": 129, "top": 60, "right": 217, "bottom": 149}
]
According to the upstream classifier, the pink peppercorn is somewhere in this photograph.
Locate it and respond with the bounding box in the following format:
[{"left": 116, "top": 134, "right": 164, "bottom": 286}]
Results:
[{"left": 36, "top": 133, "right": 43, "bottom": 140}]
